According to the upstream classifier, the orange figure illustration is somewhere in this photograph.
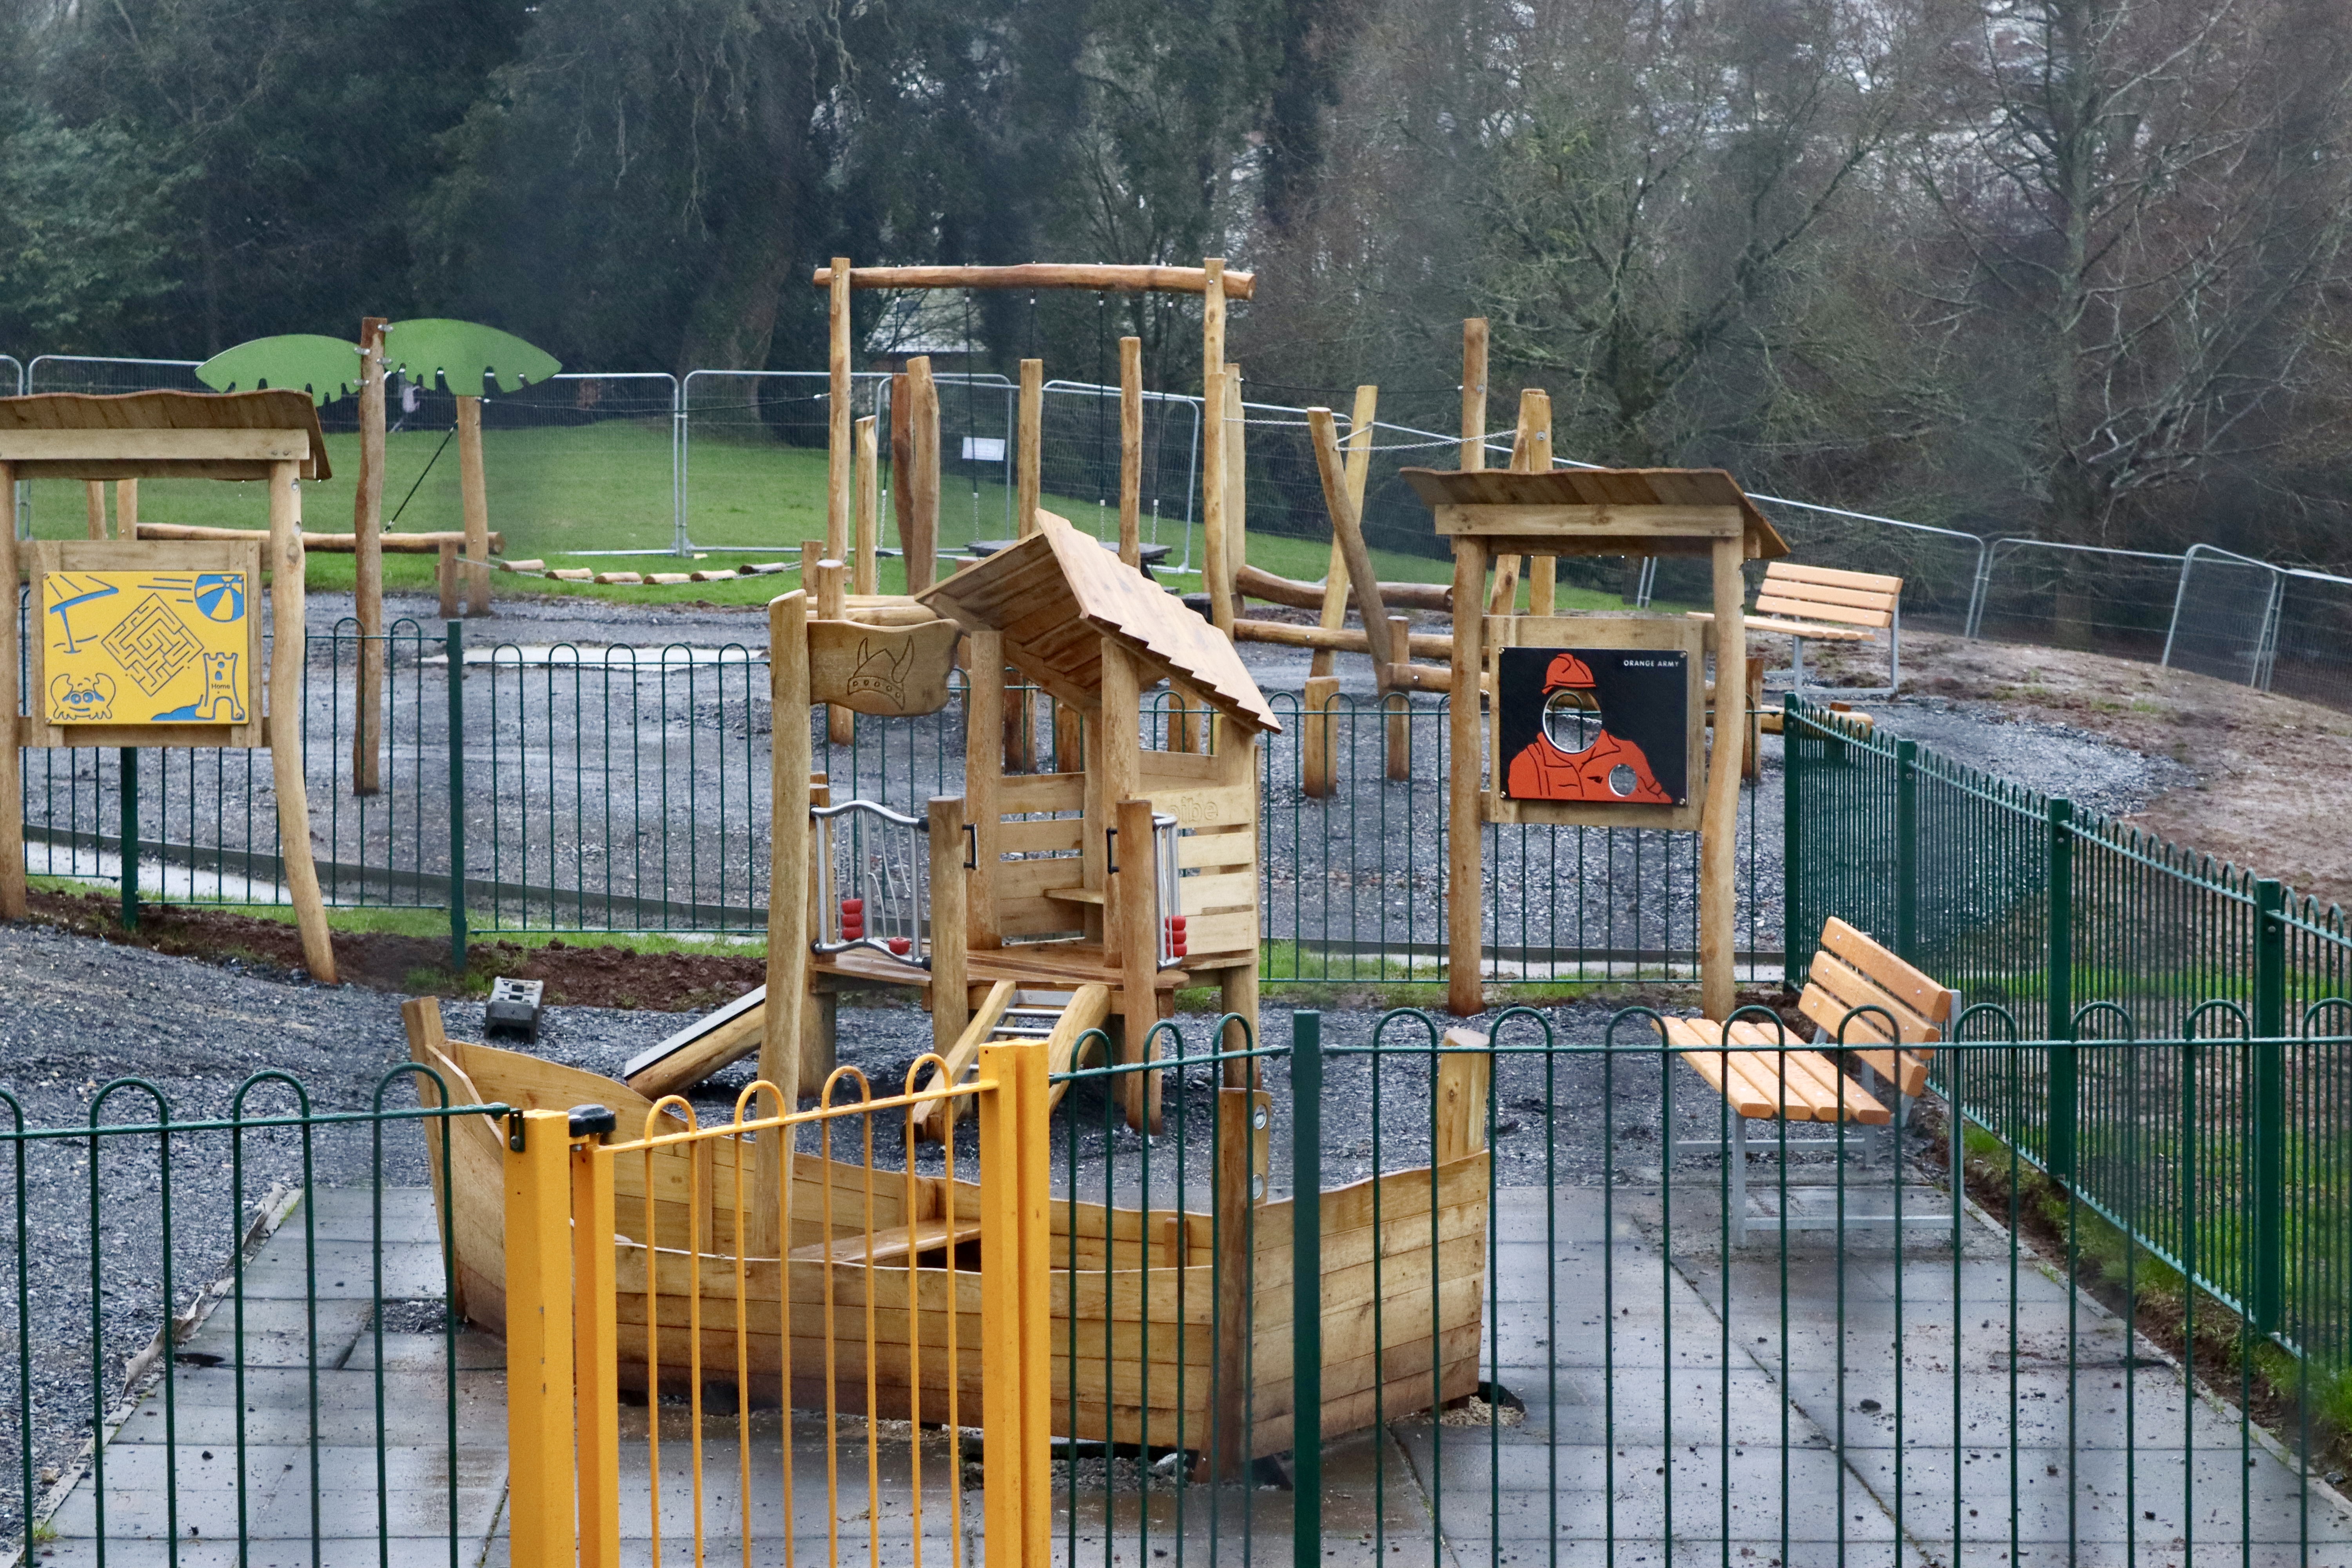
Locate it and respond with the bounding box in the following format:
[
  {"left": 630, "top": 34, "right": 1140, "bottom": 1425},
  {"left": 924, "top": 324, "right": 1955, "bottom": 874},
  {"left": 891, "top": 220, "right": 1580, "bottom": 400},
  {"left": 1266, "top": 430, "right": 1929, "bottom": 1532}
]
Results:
[{"left": 1504, "top": 651, "right": 1672, "bottom": 803}]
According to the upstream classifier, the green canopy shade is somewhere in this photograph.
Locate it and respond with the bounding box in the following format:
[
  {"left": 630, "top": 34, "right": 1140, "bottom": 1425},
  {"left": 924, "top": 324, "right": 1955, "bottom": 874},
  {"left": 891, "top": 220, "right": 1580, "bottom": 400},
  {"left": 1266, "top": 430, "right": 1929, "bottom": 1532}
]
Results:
[
  {"left": 385, "top": 319, "right": 561, "bottom": 396},
  {"left": 194, "top": 334, "right": 366, "bottom": 405}
]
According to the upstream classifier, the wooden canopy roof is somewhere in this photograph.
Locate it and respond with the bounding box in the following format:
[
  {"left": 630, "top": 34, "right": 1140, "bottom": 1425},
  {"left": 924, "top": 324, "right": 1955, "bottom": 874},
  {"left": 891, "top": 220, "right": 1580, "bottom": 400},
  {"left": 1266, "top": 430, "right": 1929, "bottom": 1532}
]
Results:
[
  {"left": 1401, "top": 466, "right": 1788, "bottom": 559},
  {"left": 919, "top": 512, "right": 1280, "bottom": 734},
  {"left": 0, "top": 390, "right": 330, "bottom": 481}
]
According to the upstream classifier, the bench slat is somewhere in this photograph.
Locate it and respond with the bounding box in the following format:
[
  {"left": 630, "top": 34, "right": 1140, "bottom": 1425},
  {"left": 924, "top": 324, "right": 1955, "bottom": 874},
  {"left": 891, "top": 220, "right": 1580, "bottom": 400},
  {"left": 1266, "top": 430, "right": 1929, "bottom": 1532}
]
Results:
[
  {"left": 1661, "top": 1019, "right": 1889, "bottom": 1125},
  {"left": 1805, "top": 951, "right": 1941, "bottom": 1043},
  {"left": 1853, "top": 1047, "right": 1930, "bottom": 1098},
  {"left": 1822, "top": 917, "right": 1955, "bottom": 1022},
  {"left": 1754, "top": 593, "right": 1893, "bottom": 629},
  {"left": 1765, "top": 561, "right": 1904, "bottom": 594},
  {"left": 1756, "top": 577, "right": 1902, "bottom": 615}
]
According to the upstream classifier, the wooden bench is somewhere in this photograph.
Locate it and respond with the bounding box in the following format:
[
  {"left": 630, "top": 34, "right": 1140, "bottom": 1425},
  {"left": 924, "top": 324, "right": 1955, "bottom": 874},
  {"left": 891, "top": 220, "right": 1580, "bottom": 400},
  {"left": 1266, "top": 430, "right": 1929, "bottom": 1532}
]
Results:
[
  {"left": 1662, "top": 915, "right": 1958, "bottom": 1243},
  {"left": 1693, "top": 560, "right": 1904, "bottom": 696}
]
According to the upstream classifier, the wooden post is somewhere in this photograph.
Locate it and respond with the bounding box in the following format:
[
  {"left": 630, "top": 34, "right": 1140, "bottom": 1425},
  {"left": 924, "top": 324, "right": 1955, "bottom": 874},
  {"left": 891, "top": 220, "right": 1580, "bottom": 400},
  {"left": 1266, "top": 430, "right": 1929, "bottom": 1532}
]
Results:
[
  {"left": 352, "top": 317, "right": 387, "bottom": 795},
  {"left": 1301, "top": 675, "right": 1338, "bottom": 799},
  {"left": 813, "top": 556, "right": 852, "bottom": 744},
  {"left": 964, "top": 629, "right": 1004, "bottom": 950},
  {"left": 0, "top": 460, "right": 21, "bottom": 920},
  {"left": 853, "top": 416, "right": 880, "bottom": 596},
  {"left": 1384, "top": 681, "right": 1412, "bottom": 782},
  {"left": 1219, "top": 963, "right": 1261, "bottom": 1091},
  {"left": 1525, "top": 390, "right": 1556, "bottom": 615},
  {"left": 762, "top": 591, "right": 813, "bottom": 1103},
  {"left": 890, "top": 371, "right": 913, "bottom": 581},
  {"left": 827, "top": 256, "right": 853, "bottom": 561},
  {"left": 1208, "top": 1087, "right": 1254, "bottom": 1476},
  {"left": 456, "top": 394, "right": 491, "bottom": 615},
  {"left": 436, "top": 541, "right": 459, "bottom": 619},
  {"left": 1446, "top": 534, "right": 1487, "bottom": 1016},
  {"left": 114, "top": 481, "right": 136, "bottom": 534},
  {"left": 83, "top": 481, "right": 106, "bottom": 539},
  {"left": 1201, "top": 260, "right": 1234, "bottom": 633},
  {"left": 906, "top": 356, "right": 940, "bottom": 593},
  {"left": 1308, "top": 386, "right": 1379, "bottom": 684},
  {"left": 928, "top": 797, "right": 970, "bottom": 1058},
  {"left": 1098, "top": 643, "right": 1154, "bottom": 1130},
  {"left": 268, "top": 462, "right": 337, "bottom": 984},
  {"left": 1487, "top": 390, "right": 1544, "bottom": 616},
  {"left": 1016, "top": 359, "right": 1043, "bottom": 538},
  {"left": 1118, "top": 336, "right": 1142, "bottom": 567},
  {"left": 1700, "top": 537, "right": 1745, "bottom": 1019},
  {"left": 1461, "top": 319, "right": 1489, "bottom": 472},
  {"left": 1306, "top": 408, "right": 1395, "bottom": 676},
  {"left": 1112, "top": 796, "right": 1161, "bottom": 1133}
]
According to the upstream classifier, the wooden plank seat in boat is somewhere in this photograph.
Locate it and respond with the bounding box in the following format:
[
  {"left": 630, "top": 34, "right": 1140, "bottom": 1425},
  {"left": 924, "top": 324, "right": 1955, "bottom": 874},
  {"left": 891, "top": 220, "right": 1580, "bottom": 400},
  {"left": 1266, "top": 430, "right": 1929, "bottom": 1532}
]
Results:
[{"left": 787, "top": 1215, "right": 985, "bottom": 1267}]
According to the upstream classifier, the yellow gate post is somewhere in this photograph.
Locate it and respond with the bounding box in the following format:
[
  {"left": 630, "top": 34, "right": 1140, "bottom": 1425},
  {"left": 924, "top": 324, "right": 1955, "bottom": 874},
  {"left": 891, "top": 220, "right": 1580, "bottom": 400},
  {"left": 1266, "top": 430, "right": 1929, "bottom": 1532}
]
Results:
[
  {"left": 978, "top": 1040, "right": 1050, "bottom": 1568},
  {"left": 571, "top": 1113, "right": 621, "bottom": 1568},
  {"left": 504, "top": 1107, "right": 577, "bottom": 1568}
]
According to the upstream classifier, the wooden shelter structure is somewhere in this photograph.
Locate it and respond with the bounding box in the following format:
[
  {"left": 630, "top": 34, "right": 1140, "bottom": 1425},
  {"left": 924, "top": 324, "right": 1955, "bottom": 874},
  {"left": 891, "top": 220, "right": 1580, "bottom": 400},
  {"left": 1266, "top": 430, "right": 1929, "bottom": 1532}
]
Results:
[
  {"left": 0, "top": 390, "right": 337, "bottom": 980},
  {"left": 1401, "top": 465, "right": 1789, "bottom": 1019}
]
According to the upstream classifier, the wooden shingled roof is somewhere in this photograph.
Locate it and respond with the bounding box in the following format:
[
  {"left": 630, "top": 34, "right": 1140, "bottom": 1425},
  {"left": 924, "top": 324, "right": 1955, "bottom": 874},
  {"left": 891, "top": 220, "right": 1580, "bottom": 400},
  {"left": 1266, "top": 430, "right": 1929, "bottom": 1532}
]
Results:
[
  {"left": 1399, "top": 466, "right": 1788, "bottom": 559},
  {"left": 0, "top": 390, "right": 330, "bottom": 481},
  {"left": 918, "top": 512, "right": 1280, "bottom": 733}
]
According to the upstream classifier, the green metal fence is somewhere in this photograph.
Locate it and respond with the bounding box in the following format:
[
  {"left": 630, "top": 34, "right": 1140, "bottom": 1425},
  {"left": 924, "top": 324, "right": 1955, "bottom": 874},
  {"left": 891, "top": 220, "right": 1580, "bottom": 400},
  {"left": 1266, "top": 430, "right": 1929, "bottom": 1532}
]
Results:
[{"left": 1787, "top": 694, "right": 2352, "bottom": 1376}]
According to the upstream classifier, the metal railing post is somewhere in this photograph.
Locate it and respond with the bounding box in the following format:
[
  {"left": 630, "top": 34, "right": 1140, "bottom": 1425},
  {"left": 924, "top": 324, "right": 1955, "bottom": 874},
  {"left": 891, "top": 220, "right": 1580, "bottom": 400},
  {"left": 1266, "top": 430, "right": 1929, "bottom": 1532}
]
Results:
[
  {"left": 1291, "top": 1010, "right": 1323, "bottom": 1567},
  {"left": 1895, "top": 738, "right": 1917, "bottom": 960},
  {"left": 2253, "top": 877, "right": 2287, "bottom": 1334},
  {"left": 446, "top": 619, "right": 466, "bottom": 972},
  {"left": 1783, "top": 693, "right": 1803, "bottom": 976},
  {"left": 2045, "top": 797, "right": 2076, "bottom": 1184},
  {"left": 502, "top": 1107, "right": 576, "bottom": 1568},
  {"left": 978, "top": 1038, "right": 1050, "bottom": 1568},
  {"left": 118, "top": 746, "right": 138, "bottom": 930}
]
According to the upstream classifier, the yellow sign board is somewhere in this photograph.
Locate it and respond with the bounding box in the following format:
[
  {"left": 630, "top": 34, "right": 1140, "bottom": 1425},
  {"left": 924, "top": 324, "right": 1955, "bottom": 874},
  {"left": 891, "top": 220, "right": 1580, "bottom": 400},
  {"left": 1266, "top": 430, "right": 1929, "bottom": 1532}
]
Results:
[{"left": 40, "top": 569, "right": 253, "bottom": 726}]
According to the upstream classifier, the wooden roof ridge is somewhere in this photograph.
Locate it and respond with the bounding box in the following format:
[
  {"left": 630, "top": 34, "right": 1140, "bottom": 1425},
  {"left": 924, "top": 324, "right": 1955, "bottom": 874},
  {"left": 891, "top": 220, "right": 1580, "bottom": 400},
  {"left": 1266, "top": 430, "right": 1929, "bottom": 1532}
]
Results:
[
  {"left": 0, "top": 389, "right": 331, "bottom": 480},
  {"left": 1399, "top": 465, "right": 1788, "bottom": 559},
  {"left": 918, "top": 512, "right": 1280, "bottom": 733}
]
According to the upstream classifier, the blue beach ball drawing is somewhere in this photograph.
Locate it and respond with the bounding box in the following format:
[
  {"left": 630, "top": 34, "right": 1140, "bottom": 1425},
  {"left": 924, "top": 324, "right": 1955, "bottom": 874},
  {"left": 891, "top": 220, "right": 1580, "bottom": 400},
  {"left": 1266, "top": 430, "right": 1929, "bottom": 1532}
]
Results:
[{"left": 193, "top": 574, "right": 245, "bottom": 622}]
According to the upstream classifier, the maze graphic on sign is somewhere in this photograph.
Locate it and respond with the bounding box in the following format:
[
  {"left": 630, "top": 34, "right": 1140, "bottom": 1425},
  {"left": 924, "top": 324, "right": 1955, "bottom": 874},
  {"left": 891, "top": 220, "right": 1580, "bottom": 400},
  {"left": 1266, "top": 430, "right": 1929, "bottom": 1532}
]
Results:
[
  {"left": 101, "top": 595, "right": 204, "bottom": 695},
  {"left": 42, "top": 570, "right": 250, "bottom": 726}
]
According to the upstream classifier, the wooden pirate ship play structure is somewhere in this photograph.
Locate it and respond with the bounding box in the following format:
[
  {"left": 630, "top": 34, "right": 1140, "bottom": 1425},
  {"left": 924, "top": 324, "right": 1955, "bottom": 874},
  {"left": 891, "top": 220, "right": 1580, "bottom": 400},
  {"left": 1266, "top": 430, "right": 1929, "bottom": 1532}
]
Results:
[{"left": 407, "top": 478, "right": 1491, "bottom": 1463}]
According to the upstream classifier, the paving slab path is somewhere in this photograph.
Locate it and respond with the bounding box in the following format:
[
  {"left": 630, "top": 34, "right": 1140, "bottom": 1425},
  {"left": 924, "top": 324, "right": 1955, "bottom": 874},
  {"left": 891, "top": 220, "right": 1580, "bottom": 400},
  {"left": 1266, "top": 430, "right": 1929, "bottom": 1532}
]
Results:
[{"left": 30, "top": 1182, "right": 2352, "bottom": 1568}]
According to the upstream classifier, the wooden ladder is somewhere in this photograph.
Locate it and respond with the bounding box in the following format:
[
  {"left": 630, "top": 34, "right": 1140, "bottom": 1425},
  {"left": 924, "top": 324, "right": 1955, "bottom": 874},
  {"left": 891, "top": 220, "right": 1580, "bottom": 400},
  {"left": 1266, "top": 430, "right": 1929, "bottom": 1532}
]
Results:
[{"left": 910, "top": 980, "right": 1112, "bottom": 1141}]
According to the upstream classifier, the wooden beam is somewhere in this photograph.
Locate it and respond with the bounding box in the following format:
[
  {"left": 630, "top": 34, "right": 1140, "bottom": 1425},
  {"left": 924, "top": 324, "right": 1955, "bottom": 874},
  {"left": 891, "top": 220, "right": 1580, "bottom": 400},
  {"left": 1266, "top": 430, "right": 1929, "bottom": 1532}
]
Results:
[
  {"left": 853, "top": 416, "right": 880, "bottom": 596},
  {"left": 889, "top": 370, "right": 913, "bottom": 589},
  {"left": 812, "top": 262, "right": 1256, "bottom": 298},
  {"left": 1118, "top": 336, "right": 1142, "bottom": 567},
  {"left": 927, "top": 796, "right": 969, "bottom": 1059},
  {"left": 1016, "top": 359, "right": 1042, "bottom": 538},
  {"left": 827, "top": 256, "right": 853, "bottom": 561},
  {"left": 1235, "top": 563, "right": 1450, "bottom": 615},
  {"left": 762, "top": 590, "right": 813, "bottom": 1104},
  {"left": 1309, "top": 386, "right": 1379, "bottom": 682},
  {"left": 456, "top": 395, "right": 491, "bottom": 615},
  {"left": 114, "top": 480, "right": 136, "bottom": 535},
  {"left": 1232, "top": 618, "right": 1452, "bottom": 659},
  {"left": 1460, "top": 320, "right": 1489, "bottom": 472},
  {"left": 1209, "top": 1087, "right": 1254, "bottom": 1476},
  {"left": 353, "top": 317, "right": 388, "bottom": 795},
  {"left": 1307, "top": 408, "right": 1396, "bottom": 679},
  {"left": 0, "top": 428, "right": 312, "bottom": 465},
  {"left": 1113, "top": 795, "right": 1161, "bottom": 1133},
  {"left": 1446, "top": 534, "right": 1487, "bottom": 1016},
  {"left": 906, "top": 356, "right": 940, "bottom": 594},
  {"left": 83, "top": 481, "right": 106, "bottom": 539},
  {"left": 0, "top": 460, "right": 20, "bottom": 919},
  {"left": 134, "top": 523, "right": 503, "bottom": 552},
  {"left": 269, "top": 461, "right": 336, "bottom": 984},
  {"left": 1432, "top": 503, "right": 1743, "bottom": 538}
]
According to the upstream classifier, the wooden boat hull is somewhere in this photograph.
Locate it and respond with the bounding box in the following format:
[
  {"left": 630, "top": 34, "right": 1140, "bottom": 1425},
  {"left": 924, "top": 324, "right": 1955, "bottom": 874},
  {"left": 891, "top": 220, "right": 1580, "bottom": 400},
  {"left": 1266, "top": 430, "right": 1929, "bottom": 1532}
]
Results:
[{"left": 408, "top": 1024, "right": 1486, "bottom": 1458}]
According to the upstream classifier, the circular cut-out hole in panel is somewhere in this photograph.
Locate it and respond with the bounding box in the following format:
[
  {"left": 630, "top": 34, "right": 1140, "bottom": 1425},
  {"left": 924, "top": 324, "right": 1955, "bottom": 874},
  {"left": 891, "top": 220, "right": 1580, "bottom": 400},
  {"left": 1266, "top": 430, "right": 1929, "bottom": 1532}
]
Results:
[{"left": 1608, "top": 763, "right": 1639, "bottom": 797}]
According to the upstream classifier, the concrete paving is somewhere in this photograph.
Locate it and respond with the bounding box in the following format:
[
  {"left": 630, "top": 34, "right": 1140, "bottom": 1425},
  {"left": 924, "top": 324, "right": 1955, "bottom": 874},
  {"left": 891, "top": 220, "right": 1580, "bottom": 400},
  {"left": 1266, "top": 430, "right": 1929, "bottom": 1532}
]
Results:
[{"left": 27, "top": 1180, "right": 2352, "bottom": 1568}]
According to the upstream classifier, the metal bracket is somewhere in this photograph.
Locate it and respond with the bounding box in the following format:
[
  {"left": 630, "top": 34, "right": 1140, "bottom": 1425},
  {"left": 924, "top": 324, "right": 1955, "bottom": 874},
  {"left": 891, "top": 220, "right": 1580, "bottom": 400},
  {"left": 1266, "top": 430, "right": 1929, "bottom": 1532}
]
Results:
[
  {"left": 506, "top": 1109, "right": 526, "bottom": 1152},
  {"left": 1105, "top": 826, "right": 1120, "bottom": 875},
  {"left": 963, "top": 822, "right": 978, "bottom": 870}
]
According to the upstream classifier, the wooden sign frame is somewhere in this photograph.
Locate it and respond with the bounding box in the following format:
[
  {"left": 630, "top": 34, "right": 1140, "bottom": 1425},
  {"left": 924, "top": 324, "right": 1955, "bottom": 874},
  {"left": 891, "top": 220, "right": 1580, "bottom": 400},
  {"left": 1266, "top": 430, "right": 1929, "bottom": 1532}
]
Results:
[
  {"left": 24, "top": 540, "right": 267, "bottom": 750},
  {"left": 1483, "top": 614, "right": 1706, "bottom": 831}
]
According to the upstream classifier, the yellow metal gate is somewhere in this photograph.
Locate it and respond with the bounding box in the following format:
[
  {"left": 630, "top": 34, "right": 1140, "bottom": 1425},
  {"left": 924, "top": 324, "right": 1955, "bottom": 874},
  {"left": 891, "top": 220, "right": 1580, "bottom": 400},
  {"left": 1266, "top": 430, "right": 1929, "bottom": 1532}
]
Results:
[{"left": 500, "top": 1040, "right": 1053, "bottom": 1568}]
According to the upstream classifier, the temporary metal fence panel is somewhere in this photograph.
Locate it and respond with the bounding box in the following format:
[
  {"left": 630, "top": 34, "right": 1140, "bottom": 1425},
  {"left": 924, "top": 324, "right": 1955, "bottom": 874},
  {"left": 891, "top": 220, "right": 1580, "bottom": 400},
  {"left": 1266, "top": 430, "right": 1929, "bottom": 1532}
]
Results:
[
  {"left": 870, "top": 372, "right": 1022, "bottom": 563},
  {"left": 1036, "top": 379, "right": 1201, "bottom": 571},
  {"left": 681, "top": 369, "right": 892, "bottom": 555},
  {"left": 0, "top": 1073, "right": 508, "bottom": 1568},
  {"left": 2163, "top": 543, "right": 2284, "bottom": 688}
]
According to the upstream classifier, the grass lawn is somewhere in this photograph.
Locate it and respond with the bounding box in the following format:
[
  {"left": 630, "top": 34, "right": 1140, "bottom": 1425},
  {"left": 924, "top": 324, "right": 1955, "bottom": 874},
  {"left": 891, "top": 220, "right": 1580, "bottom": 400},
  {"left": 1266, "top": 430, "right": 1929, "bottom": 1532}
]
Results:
[{"left": 24, "top": 422, "right": 1650, "bottom": 614}]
